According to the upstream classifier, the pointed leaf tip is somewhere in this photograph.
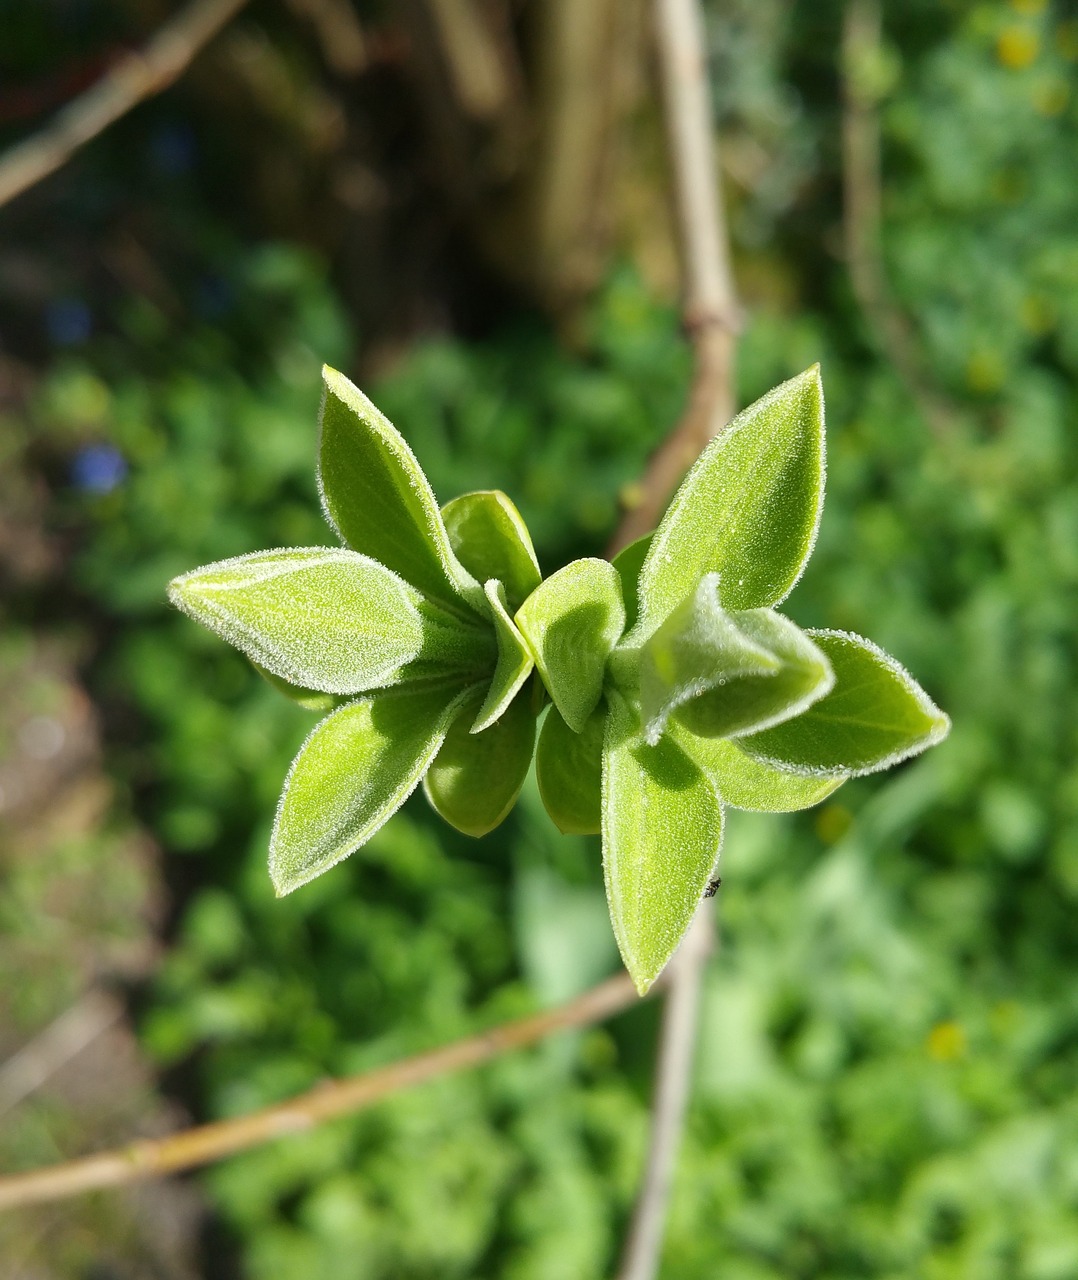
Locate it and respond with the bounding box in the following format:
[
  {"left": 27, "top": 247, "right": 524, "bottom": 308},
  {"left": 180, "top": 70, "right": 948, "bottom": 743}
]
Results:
[
  {"left": 270, "top": 682, "right": 468, "bottom": 895},
  {"left": 740, "top": 630, "right": 950, "bottom": 777},
  {"left": 634, "top": 366, "right": 826, "bottom": 632},
  {"left": 167, "top": 547, "right": 476, "bottom": 695},
  {"left": 602, "top": 694, "right": 723, "bottom": 993},
  {"left": 318, "top": 367, "right": 482, "bottom": 612}
]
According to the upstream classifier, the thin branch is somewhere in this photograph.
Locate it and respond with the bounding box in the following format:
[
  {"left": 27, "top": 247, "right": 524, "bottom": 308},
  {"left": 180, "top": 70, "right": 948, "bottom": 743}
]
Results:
[
  {"left": 614, "top": 0, "right": 737, "bottom": 1276},
  {"left": 610, "top": 0, "right": 740, "bottom": 556},
  {"left": 0, "top": 0, "right": 250, "bottom": 211},
  {"left": 841, "top": 0, "right": 954, "bottom": 438},
  {"left": 285, "top": 0, "right": 369, "bottom": 77},
  {"left": 0, "top": 973, "right": 638, "bottom": 1211},
  {"left": 616, "top": 909, "right": 714, "bottom": 1280}
]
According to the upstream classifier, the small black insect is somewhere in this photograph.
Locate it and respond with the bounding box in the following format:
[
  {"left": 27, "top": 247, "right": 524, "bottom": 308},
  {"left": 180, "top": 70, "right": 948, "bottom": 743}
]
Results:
[{"left": 703, "top": 877, "right": 722, "bottom": 899}]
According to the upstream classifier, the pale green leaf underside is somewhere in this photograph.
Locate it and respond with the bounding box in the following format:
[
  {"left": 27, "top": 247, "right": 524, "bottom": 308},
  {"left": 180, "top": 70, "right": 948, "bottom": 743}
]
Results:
[
  {"left": 251, "top": 661, "right": 336, "bottom": 712},
  {"left": 611, "top": 533, "right": 652, "bottom": 633},
  {"left": 515, "top": 557, "right": 626, "bottom": 734},
  {"left": 442, "top": 490, "right": 542, "bottom": 613},
  {"left": 635, "top": 366, "right": 825, "bottom": 632},
  {"left": 424, "top": 689, "right": 536, "bottom": 837},
  {"left": 471, "top": 581, "right": 534, "bottom": 733},
  {"left": 270, "top": 681, "right": 470, "bottom": 895},
  {"left": 740, "top": 630, "right": 951, "bottom": 776},
  {"left": 672, "top": 726, "right": 846, "bottom": 812},
  {"left": 536, "top": 703, "right": 604, "bottom": 835},
  {"left": 602, "top": 693, "right": 723, "bottom": 994},
  {"left": 640, "top": 575, "right": 835, "bottom": 744},
  {"left": 168, "top": 547, "right": 470, "bottom": 695},
  {"left": 318, "top": 366, "right": 483, "bottom": 614}
]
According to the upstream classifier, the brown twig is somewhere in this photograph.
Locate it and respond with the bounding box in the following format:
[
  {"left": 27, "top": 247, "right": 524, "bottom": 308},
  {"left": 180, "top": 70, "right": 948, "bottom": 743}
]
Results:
[
  {"left": 0, "top": 0, "right": 250, "bottom": 211},
  {"left": 610, "top": 0, "right": 740, "bottom": 556},
  {"left": 0, "top": 973, "right": 638, "bottom": 1211},
  {"left": 616, "top": 909, "right": 714, "bottom": 1280},
  {"left": 613, "top": 0, "right": 736, "bottom": 1276},
  {"left": 841, "top": 0, "right": 954, "bottom": 438}
]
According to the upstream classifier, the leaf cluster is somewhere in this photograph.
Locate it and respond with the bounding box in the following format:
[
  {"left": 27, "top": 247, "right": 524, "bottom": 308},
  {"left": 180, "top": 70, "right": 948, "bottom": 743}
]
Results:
[{"left": 170, "top": 365, "right": 948, "bottom": 992}]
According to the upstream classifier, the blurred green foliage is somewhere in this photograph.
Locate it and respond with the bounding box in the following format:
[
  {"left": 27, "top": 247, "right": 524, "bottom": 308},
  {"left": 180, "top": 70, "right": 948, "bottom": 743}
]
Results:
[{"left": 16, "top": 0, "right": 1078, "bottom": 1276}]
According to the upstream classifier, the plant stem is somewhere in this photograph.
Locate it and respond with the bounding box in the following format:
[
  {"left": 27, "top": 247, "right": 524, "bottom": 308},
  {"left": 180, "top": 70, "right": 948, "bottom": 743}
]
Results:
[{"left": 610, "top": 0, "right": 740, "bottom": 557}]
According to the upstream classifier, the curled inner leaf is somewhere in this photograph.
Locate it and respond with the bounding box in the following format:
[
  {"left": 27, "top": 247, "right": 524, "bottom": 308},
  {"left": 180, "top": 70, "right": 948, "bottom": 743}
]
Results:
[{"left": 636, "top": 573, "right": 834, "bottom": 745}]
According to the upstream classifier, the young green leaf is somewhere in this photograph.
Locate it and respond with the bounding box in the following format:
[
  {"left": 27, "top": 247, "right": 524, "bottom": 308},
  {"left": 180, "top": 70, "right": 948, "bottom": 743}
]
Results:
[
  {"left": 251, "top": 661, "right": 336, "bottom": 713},
  {"left": 535, "top": 703, "right": 605, "bottom": 835},
  {"left": 515, "top": 558, "right": 626, "bottom": 733},
  {"left": 168, "top": 548, "right": 478, "bottom": 694},
  {"left": 318, "top": 366, "right": 482, "bottom": 614},
  {"left": 671, "top": 727, "right": 846, "bottom": 812},
  {"left": 637, "top": 573, "right": 834, "bottom": 744},
  {"left": 740, "top": 630, "right": 951, "bottom": 776},
  {"left": 441, "top": 490, "right": 542, "bottom": 612},
  {"left": 602, "top": 692, "right": 723, "bottom": 994},
  {"left": 270, "top": 682, "right": 470, "bottom": 895},
  {"left": 424, "top": 690, "right": 536, "bottom": 836},
  {"left": 471, "top": 581, "right": 534, "bottom": 733},
  {"left": 611, "top": 533, "right": 652, "bottom": 633},
  {"left": 634, "top": 366, "right": 825, "bottom": 632}
]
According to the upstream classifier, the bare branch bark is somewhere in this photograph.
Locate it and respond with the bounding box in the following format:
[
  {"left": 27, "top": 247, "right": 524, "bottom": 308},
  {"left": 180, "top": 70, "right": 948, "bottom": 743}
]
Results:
[
  {"left": 0, "top": 0, "right": 250, "bottom": 211},
  {"left": 616, "top": 909, "right": 714, "bottom": 1280},
  {"left": 841, "top": 0, "right": 954, "bottom": 438},
  {"left": 0, "top": 973, "right": 639, "bottom": 1211},
  {"left": 610, "top": 0, "right": 740, "bottom": 556},
  {"left": 613, "top": 0, "right": 738, "bottom": 1275}
]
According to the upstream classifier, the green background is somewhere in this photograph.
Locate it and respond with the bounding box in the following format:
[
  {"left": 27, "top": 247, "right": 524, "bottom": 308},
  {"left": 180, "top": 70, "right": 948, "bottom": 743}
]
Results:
[{"left": 2, "top": 1, "right": 1077, "bottom": 1276}]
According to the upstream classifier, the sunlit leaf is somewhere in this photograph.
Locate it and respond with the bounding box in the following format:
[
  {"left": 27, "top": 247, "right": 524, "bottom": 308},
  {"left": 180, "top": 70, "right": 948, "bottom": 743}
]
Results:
[
  {"left": 471, "top": 580, "right": 534, "bottom": 733},
  {"left": 270, "top": 682, "right": 470, "bottom": 895},
  {"left": 637, "top": 574, "right": 834, "bottom": 744},
  {"left": 515, "top": 558, "right": 626, "bottom": 733},
  {"left": 169, "top": 548, "right": 482, "bottom": 694},
  {"left": 535, "top": 703, "right": 605, "bottom": 835},
  {"left": 611, "top": 533, "right": 652, "bottom": 633},
  {"left": 634, "top": 366, "right": 825, "bottom": 631},
  {"left": 671, "top": 727, "right": 845, "bottom": 812},
  {"left": 442, "top": 489, "right": 542, "bottom": 612},
  {"left": 740, "top": 630, "right": 951, "bottom": 776},
  {"left": 425, "top": 689, "right": 536, "bottom": 836},
  {"left": 318, "top": 366, "right": 482, "bottom": 613},
  {"left": 602, "top": 692, "right": 723, "bottom": 993}
]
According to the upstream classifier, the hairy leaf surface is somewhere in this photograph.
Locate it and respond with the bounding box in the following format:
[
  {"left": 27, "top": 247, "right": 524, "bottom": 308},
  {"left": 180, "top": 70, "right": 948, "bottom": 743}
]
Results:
[
  {"left": 168, "top": 548, "right": 475, "bottom": 694},
  {"left": 515, "top": 558, "right": 625, "bottom": 733},
  {"left": 536, "top": 703, "right": 604, "bottom": 835},
  {"left": 471, "top": 581, "right": 534, "bottom": 733},
  {"left": 425, "top": 690, "right": 536, "bottom": 836},
  {"left": 673, "top": 728, "right": 845, "bottom": 812},
  {"left": 638, "top": 574, "right": 833, "bottom": 744},
  {"left": 741, "top": 630, "right": 951, "bottom": 776},
  {"left": 442, "top": 490, "right": 542, "bottom": 611},
  {"left": 318, "top": 366, "right": 481, "bottom": 612},
  {"left": 270, "top": 682, "right": 468, "bottom": 895},
  {"left": 602, "top": 693, "right": 723, "bottom": 993},
  {"left": 635, "top": 366, "right": 825, "bottom": 631}
]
